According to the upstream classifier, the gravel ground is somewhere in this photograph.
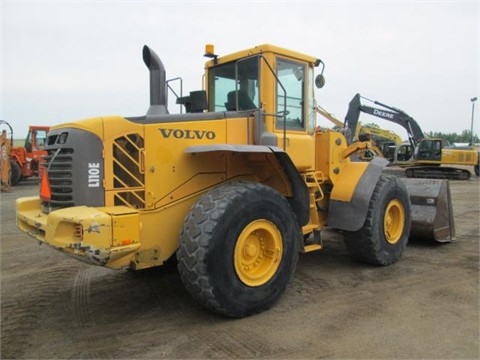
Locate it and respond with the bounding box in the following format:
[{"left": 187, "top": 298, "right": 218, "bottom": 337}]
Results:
[{"left": 1, "top": 173, "right": 479, "bottom": 359}]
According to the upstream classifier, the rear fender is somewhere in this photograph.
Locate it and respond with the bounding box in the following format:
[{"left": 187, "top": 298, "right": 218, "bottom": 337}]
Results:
[
  {"left": 328, "top": 157, "right": 388, "bottom": 231},
  {"left": 185, "top": 144, "right": 309, "bottom": 226}
]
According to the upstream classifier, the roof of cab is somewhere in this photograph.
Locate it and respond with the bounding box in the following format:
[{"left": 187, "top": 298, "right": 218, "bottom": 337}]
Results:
[{"left": 205, "top": 43, "right": 321, "bottom": 68}]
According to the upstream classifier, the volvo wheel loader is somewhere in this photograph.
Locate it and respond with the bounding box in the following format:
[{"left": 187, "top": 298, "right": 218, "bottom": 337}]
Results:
[{"left": 16, "top": 44, "right": 454, "bottom": 317}]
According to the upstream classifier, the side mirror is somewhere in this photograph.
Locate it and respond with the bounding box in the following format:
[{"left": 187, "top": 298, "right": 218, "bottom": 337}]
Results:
[{"left": 315, "top": 74, "right": 325, "bottom": 89}]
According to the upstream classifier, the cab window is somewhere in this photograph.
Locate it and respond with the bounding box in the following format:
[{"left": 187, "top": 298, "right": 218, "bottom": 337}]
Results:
[
  {"left": 208, "top": 56, "right": 259, "bottom": 112},
  {"left": 276, "top": 58, "right": 306, "bottom": 130},
  {"left": 35, "top": 130, "right": 47, "bottom": 148}
]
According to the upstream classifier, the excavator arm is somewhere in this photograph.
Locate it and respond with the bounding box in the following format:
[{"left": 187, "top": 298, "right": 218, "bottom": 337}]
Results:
[{"left": 344, "top": 93, "right": 424, "bottom": 147}]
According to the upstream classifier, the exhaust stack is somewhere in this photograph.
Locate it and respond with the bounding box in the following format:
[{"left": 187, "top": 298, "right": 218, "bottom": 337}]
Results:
[{"left": 142, "top": 45, "right": 168, "bottom": 115}]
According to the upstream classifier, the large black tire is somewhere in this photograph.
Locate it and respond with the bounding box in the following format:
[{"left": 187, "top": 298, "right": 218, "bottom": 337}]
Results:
[
  {"left": 344, "top": 175, "right": 411, "bottom": 266},
  {"left": 10, "top": 160, "right": 21, "bottom": 186},
  {"left": 177, "top": 181, "right": 301, "bottom": 317},
  {"left": 475, "top": 162, "right": 479, "bottom": 177}
]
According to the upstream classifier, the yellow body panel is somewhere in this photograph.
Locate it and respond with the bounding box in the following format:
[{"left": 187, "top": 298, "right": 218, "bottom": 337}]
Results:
[
  {"left": 314, "top": 130, "right": 351, "bottom": 183},
  {"left": 329, "top": 162, "right": 369, "bottom": 202},
  {"left": 143, "top": 119, "right": 226, "bottom": 209},
  {"left": 51, "top": 117, "right": 106, "bottom": 138},
  {"left": 440, "top": 149, "right": 478, "bottom": 166},
  {"left": 281, "top": 132, "right": 315, "bottom": 171},
  {"left": 16, "top": 196, "right": 140, "bottom": 268},
  {"left": 226, "top": 117, "right": 255, "bottom": 144}
]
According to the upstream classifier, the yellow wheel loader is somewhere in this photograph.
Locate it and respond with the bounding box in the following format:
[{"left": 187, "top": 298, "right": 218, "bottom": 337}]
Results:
[{"left": 16, "top": 44, "right": 454, "bottom": 317}]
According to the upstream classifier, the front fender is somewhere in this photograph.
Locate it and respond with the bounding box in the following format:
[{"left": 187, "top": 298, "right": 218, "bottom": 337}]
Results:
[{"left": 327, "top": 157, "right": 388, "bottom": 231}]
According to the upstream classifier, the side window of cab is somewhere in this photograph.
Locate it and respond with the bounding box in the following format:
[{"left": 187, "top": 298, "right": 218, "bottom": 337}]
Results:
[{"left": 275, "top": 58, "right": 306, "bottom": 130}]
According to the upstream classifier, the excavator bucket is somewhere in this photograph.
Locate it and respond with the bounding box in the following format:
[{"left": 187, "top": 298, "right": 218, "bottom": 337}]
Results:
[{"left": 400, "top": 178, "right": 455, "bottom": 243}]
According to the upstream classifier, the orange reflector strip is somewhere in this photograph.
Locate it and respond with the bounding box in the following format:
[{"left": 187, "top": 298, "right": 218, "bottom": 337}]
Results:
[
  {"left": 73, "top": 224, "right": 83, "bottom": 241},
  {"left": 40, "top": 171, "right": 51, "bottom": 201}
]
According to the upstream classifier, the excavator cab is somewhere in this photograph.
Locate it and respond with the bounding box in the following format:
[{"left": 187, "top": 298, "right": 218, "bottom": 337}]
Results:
[{"left": 416, "top": 139, "right": 442, "bottom": 161}]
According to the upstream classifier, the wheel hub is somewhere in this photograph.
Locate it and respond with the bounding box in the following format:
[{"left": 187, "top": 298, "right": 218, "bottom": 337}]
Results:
[
  {"left": 384, "top": 199, "right": 405, "bottom": 244},
  {"left": 234, "top": 219, "right": 283, "bottom": 287}
]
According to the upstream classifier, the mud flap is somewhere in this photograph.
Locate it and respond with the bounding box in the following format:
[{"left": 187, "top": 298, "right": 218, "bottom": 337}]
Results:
[
  {"left": 399, "top": 178, "right": 455, "bottom": 242},
  {"left": 328, "top": 157, "right": 388, "bottom": 231}
]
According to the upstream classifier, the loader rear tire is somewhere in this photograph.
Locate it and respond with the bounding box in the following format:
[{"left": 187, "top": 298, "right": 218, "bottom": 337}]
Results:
[
  {"left": 344, "top": 175, "right": 411, "bottom": 266},
  {"left": 177, "top": 181, "right": 300, "bottom": 317},
  {"left": 10, "top": 160, "right": 21, "bottom": 186}
]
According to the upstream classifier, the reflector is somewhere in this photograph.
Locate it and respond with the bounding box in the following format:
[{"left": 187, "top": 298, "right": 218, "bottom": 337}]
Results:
[{"left": 40, "top": 171, "right": 51, "bottom": 201}]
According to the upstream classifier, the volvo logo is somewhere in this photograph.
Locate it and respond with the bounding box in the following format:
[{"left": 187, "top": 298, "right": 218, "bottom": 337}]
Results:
[{"left": 159, "top": 128, "right": 216, "bottom": 140}]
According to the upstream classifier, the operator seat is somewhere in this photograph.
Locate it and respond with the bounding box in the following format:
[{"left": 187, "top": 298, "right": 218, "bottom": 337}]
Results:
[{"left": 225, "top": 90, "right": 257, "bottom": 111}]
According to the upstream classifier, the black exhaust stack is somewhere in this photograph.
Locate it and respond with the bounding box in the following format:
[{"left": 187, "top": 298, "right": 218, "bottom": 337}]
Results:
[{"left": 142, "top": 45, "right": 168, "bottom": 115}]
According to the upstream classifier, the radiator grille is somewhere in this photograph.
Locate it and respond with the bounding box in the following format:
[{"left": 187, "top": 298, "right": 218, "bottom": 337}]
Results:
[{"left": 43, "top": 148, "right": 74, "bottom": 209}]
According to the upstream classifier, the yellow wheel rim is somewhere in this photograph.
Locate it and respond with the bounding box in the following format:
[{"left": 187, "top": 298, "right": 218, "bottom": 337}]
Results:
[
  {"left": 384, "top": 199, "right": 405, "bottom": 244},
  {"left": 234, "top": 219, "right": 283, "bottom": 287}
]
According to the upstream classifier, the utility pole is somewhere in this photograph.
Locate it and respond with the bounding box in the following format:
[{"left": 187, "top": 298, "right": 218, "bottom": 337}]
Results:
[{"left": 470, "top": 97, "right": 477, "bottom": 146}]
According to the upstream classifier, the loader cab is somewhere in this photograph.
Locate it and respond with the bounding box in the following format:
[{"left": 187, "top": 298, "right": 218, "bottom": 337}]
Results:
[
  {"left": 205, "top": 44, "right": 323, "bottom": 170},
  {"left": 206, "top": 44, "right": 321, "bottom": 133}
]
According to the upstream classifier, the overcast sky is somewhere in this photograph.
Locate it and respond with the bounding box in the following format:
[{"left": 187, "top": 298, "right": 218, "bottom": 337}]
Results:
[{"left": 1, "top": 0, "right": 479, "bottom": 140}]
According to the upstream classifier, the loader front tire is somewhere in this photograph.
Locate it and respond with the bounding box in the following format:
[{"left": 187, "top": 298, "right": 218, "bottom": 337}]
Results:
[
  {"left": 177, "top": 181, "right": 300, "bottom": 317},
  {"left": 344, "top": 175, "right": 411, "bottom": 266}
]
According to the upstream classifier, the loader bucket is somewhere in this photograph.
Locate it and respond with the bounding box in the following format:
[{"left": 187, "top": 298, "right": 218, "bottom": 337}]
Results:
[{"left": 399, "top": 178, "right": 455, "bottom": 243}]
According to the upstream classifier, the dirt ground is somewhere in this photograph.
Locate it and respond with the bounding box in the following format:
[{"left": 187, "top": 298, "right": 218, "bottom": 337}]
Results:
[{"left": 1, "top": 172, "right": 479, "bottom": 359}]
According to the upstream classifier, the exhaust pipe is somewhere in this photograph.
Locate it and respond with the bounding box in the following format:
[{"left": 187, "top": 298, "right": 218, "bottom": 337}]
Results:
[{"left": 142, "top": 45, "right": 168, "bottom": 115}]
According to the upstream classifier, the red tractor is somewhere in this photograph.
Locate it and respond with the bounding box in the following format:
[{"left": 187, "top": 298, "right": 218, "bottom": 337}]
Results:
[{"left": 10, "top": 125, "right": 50, "bottom": 185}]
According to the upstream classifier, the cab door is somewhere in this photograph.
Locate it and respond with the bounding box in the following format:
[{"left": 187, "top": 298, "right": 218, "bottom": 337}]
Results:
[
  {"left": 417, "top": 139, "right": 442, "bottom": 162},
  {"left": 274, "top": 57, "right": 315, "bottom": 170}
]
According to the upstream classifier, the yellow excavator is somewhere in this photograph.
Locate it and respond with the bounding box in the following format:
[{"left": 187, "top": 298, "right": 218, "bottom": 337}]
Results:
[
  {"left": 316, "top": 105, "right": 402, "bottom": 160},
  {"left": 354, "top": 123, "right": 402, "bottom": 157},
  {"left": 345, "top": 94, "right": 479, "bottom": 180}
]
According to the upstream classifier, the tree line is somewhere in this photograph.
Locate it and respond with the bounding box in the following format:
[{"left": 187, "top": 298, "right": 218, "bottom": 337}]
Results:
[
  {"left": 363, "top": 123, "right": 479, "bottom": 145},
  {"left": 424, "top": 129, "right": 479, "bottom": 145}
]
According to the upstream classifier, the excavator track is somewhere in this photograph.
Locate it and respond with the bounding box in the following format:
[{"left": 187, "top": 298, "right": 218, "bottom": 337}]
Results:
[{"left": 405, "top": 166, "right": 472, "bottom": 181}]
